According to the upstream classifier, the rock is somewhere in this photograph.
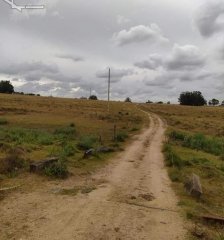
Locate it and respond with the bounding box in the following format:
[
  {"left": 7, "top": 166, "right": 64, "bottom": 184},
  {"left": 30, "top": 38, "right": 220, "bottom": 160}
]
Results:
[
  {"left": 184, "top": 174, "right": 202, "bottom": 198},
  {"left": 30, "top": 157, "right": 59, "bottom": 173},
  {"left": 96, "top": 146, "right": 114, "bottom": 153},
  {"left": 83, "top": 149, "right": 95, "bottom": 158}
]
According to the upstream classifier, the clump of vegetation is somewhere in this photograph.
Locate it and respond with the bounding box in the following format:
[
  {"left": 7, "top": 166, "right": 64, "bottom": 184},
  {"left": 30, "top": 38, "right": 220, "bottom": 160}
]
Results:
[
  {"left": 116, "top": 132, "right": 128, "bottom": 142},
  {"left": 54, "top": 126, "right": 76, "bottom": 140},
  {"left": 44, "top": 159, "right": 68, "bottom": 179},
  {"left": 61, "top": 143, "right": 76, "bottom": 157},
  {"left": 163, "top": 144, "right": 185, "bottom": 169},
  {"left": 77, "top": 135, "right": 97, "bottom": 150},
  {"left": 0, "top": 151, "right": 26, "bottom": 175},
  {"left": 0, "top": 127, "right": 54, "bottom": 145},
  {"left": 169, "top": 130, "right": 224, "bottom": 156}
]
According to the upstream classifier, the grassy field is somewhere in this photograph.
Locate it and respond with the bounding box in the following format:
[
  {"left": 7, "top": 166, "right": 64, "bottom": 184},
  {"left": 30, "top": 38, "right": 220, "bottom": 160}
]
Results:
[
  {"left": 141, "top": 104, "right": 224, "bottom": 240},
  {"left": 0, "top": 94, "right": 147, "bottom": 191}
]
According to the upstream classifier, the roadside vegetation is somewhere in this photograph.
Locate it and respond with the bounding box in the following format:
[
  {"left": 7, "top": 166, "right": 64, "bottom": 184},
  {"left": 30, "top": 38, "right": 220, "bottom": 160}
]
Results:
[
  {"left": 141, "top": 103, "right": 224, "bottom": 239},
  {"left": 0, "top": 94, "right": 147, "bottom": 193}
]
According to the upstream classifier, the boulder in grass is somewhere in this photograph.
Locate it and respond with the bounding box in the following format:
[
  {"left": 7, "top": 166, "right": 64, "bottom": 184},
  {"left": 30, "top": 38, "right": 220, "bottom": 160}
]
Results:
[{"left": 184, "top": 174, "right": 202, "bottom": 198}]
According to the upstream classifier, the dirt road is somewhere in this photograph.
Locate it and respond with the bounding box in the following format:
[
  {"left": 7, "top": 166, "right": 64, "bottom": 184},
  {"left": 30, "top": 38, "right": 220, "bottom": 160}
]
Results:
[{"left": 0, "top": 113, "right": 186, "bottom": 240}]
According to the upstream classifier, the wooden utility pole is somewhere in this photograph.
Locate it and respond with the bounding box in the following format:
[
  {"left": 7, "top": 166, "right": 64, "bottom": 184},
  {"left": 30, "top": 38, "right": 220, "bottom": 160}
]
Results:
[{"left": 108, "top": 68, "right": 111, "bottom": 112}]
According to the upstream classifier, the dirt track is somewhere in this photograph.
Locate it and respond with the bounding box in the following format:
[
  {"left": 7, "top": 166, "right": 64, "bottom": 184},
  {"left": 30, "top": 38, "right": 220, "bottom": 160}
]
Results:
[{"left": 0, "top": 113, "right": 186, "bottom": 240}]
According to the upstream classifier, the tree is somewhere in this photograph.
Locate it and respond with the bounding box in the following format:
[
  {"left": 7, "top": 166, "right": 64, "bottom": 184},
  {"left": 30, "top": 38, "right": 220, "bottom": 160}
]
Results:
[
  {"left": 146, "top": 100, "right": 153, "bottom": 104},
  {"left": 0, "top": 80, "right": 14, "bottom": 94},
  {"left": 125, "top": 97, "right": 132, "bottom": 103},
  {"left": 89, "top": 95, "right": 98, "bottom": 100},
  {"left": 208, "top": 99, "right": 219, "bottom": 106},
  {"left": 178, "top": 91, "right": 207, "bottom": 106}
]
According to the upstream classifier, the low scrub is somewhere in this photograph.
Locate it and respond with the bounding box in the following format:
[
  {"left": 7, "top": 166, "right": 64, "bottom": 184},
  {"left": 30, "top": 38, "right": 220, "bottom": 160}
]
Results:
[
  {"left": 77, "top": 135, "right": 97, "bottom": 150},
  {"left": 44, "top": 159, "right": 68, "bottom": 179},
  {"left": 0, "top": 151, "right": 26, "bottom": 174},
  {"left": 116, "top": 132, "right": 128, "bottom": 142}
]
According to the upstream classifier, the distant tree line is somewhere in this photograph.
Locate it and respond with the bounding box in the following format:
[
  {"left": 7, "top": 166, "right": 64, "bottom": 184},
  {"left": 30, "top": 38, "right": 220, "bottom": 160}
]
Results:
[{"left": 0, "top": 80, "right": 40, "bottom": 96}]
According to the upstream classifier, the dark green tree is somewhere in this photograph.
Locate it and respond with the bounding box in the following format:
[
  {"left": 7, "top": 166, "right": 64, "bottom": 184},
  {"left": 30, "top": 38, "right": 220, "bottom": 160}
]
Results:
[
  {"left": 125, "top": 97, "right": 132, "bottom": 103},
  {"left": 89, "top": 95, "right": 98, "bottom": 100},
  {"left": 178, "top": 91, "right": 207, "bottom": 106},
  {"left": 0, "top": 81, "right": 14, "bottom": 94},
  {"left": 208, "top": 99, "right": 219, "bottom": 106}
]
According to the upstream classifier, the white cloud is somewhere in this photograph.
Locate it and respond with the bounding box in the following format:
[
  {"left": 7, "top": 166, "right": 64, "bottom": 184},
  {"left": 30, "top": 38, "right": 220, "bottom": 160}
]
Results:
[
  {"left": 165, "top": 44, "right": 206, "bottom": 70},
  {"left": 112, "top": 24, "right": 169, "bottom": 46}
]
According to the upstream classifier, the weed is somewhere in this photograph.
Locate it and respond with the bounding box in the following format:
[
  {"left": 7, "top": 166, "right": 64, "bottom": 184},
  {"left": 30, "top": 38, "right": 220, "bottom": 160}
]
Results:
[
  {"left": 163, "top": 144, "right": 184, "bottom": 169},
  {"left": 44, "top": 160, "right": 68, "bottom": 179},
  {"left": 77, "top": 135, "right": 97, "bottom": 150},
  {"left": 61, "top": 143, "right": 76, "bottom": 157},
  {"left": 116, "top": 132, "right": 128, "bottom": 142},
  {"left": 0, "top": 150, "right": 26, "bottom": 174}
]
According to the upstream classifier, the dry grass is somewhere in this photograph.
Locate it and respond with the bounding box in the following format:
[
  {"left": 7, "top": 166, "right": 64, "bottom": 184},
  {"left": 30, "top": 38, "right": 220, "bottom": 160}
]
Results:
[
  {"left": 141, "top": 104, "right": 224, "bottom": 239},
  {"left": 0, "top": 94, "right": 147, "bottom": 183}
]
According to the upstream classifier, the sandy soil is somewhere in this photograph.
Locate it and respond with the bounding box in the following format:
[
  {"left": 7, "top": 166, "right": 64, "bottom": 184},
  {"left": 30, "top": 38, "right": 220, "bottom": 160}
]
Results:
[{"left": 0, "top": 113, "right": 186, "bottom": 240}]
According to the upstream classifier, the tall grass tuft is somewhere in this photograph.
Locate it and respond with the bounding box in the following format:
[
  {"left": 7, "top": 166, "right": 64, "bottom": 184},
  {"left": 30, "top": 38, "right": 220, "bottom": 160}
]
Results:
[{"left": 169, "top": 130, "right": 224, "bottom": 156}]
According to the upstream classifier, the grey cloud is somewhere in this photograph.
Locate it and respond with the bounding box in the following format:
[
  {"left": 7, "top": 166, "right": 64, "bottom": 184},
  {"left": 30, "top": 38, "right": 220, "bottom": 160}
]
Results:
[
  {"left": 96, "top": 67, "right": 134, "bottom": 82},
  {"left": 112, "top": 24, "right": 169, "bottom": 46},
  {"left": 0, "top": 61, "right": 81, "bottom": 83},
  {"left": 165, "top": 44, "right": 205, "bottom": 70},
  {"left": 194, "top": 0, "right": 224, "bottom": 37},
  {"left": 0, "top": 61, "right": 58, "bottom": 75},
  {"left": 134, "top": 54, "right": 163, "bottom": 70},
  {"left": 56, "top": 54, "right": 84, "bottom": 62}
]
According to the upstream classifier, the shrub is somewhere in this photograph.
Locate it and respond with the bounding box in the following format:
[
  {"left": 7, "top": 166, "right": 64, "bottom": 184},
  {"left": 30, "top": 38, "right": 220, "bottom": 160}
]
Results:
[
  {"left": 62, "top": 143, "right": 76, "bottom": 157},
  {"left": 44, "top": 160, "right": 68, "bottom": 179},
  {"left": 116, "top": 132, "right": 128, "bottom": 142},
  {"left": 0, "top": 151, "right": 26, "bottom": 174},
  {"left": 77, "top": 136, "right": 97, "bottom": 150}
]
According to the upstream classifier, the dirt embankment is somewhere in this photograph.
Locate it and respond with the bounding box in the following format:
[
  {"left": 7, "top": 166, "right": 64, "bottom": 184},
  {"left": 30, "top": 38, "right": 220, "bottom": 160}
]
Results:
[{"left": 0, "top": 113, "right": 186, "bottom": 240}]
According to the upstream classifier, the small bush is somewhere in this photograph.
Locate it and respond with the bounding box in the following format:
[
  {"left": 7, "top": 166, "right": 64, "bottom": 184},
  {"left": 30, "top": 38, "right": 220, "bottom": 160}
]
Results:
[
  {"left": 44, "top": 160, "right": 68, "bottom": 179},
  {"left": 77, "top": 136, "right": 97, "bottom": 150},
  {"left": 0, "top": 152, "right": 26, "bottom": 174},
  {"left": 169, "top": 168, "right": 181, "bottom": 182},
  {"left": 116, "top": 132, "right": 128, "bottom": 142},
  {"left": 62, "top": 143, "right": 76, "bottom": 157}
]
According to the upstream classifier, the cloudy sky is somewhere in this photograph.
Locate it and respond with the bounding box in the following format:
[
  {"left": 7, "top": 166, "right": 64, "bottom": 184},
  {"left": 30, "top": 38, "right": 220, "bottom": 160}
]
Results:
[{"left": 0, "top": 0, "right": 224, "bottom": 102}]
